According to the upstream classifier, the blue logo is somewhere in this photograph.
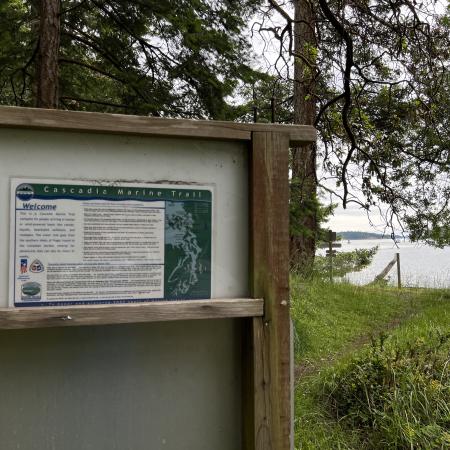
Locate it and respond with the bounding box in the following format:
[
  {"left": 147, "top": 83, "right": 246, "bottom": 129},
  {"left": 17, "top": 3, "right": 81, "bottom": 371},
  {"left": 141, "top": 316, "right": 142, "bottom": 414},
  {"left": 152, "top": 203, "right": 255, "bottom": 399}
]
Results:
[
  {"left": 20, "top": 258, "right": 28, "bottom": 274},
  {"left": 16, "top": 184, "right": 34, "bottom": 201}
]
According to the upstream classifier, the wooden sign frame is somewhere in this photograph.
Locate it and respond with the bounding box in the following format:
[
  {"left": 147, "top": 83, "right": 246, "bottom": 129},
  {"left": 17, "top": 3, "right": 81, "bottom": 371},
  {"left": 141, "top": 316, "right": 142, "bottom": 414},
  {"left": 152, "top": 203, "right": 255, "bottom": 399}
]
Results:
[{"left": 0, "top": 105, "right": 316, "bottom": 450}]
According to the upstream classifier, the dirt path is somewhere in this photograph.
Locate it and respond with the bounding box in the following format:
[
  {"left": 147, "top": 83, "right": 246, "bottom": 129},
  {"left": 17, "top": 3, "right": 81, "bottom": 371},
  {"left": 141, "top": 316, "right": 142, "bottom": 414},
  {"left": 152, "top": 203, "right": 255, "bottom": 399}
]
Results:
[{"left": 294, "top": 302, "right": 417, "bottom": 381}]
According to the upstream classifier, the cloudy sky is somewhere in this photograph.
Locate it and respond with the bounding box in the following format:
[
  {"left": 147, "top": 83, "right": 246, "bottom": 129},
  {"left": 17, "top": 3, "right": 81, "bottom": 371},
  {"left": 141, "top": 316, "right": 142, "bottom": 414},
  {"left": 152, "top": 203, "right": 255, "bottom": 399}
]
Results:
[{"left": 325, "top": 204, "right": 390, "bottom": 233}]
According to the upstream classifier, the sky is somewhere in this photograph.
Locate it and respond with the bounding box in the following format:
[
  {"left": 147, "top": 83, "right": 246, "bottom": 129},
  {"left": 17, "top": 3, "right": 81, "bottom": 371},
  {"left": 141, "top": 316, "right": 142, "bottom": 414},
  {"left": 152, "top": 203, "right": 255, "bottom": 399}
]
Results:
[{"left": 326, "top": 204, "right": 386, "bottom": 233}]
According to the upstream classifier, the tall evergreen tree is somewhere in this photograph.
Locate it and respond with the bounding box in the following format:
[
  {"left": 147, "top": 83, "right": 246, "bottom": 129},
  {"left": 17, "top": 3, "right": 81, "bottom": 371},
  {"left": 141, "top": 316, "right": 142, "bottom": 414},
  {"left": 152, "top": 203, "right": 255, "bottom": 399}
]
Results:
[
  {"left": 36, "top": 0, "right": 60, "bottom": 108},
  {"left": 0, "top": 0, "right": 261, "bottom": 118},
  {"left": 290, "top": 0, "right": 317, "bottom": 271}
]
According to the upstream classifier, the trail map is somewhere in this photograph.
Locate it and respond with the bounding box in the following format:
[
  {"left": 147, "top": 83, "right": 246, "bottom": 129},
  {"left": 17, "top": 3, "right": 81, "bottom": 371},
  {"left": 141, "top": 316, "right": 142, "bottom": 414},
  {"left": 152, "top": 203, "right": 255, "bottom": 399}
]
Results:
[{"left": 10, "top": 179, "right": 212, "bottom": 307}]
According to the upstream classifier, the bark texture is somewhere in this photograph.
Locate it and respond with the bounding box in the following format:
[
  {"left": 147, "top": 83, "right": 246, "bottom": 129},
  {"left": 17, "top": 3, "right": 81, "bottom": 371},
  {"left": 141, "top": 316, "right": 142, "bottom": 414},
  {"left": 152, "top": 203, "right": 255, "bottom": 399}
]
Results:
[
  {"left": 36, "top": 0, "right": 60, "bottom": 108},
  {"left": 290, "top": 0, "right": 318, "bottom": 273}
]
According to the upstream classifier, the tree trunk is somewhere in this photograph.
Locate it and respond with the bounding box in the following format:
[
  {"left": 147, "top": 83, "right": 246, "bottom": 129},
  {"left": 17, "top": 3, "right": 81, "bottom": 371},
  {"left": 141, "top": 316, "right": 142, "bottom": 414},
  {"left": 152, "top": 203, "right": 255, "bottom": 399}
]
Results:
[
  {"left": 290, "top": 0, "right": 318, "bottom": 274},
  {"left": 36, "top": 0, "right": 60, "bottom": 108}
]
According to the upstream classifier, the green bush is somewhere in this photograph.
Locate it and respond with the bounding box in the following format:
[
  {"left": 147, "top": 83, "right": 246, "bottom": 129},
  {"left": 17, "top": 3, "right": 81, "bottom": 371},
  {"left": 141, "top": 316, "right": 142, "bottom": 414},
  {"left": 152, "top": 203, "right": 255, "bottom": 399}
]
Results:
[
  {"left": 313, "top": 246, "right": 378, "bottom": 278},
  {"left": 321, "top": 330, "right": 450, "bottom": 449}
]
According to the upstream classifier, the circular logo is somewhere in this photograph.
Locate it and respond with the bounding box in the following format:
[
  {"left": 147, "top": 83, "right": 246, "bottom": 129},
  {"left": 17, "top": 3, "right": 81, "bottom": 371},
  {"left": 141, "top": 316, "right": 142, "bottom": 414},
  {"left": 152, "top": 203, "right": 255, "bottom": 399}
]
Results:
[{"left": 16, "top": 184, "right": 34, "bottom": 201}]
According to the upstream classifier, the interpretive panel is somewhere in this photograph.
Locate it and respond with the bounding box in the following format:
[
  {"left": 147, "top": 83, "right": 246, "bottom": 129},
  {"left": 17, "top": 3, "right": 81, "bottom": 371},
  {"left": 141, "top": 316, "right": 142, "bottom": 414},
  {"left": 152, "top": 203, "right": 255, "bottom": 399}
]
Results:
[{"left": 10, "top": 178, "right": 212, "bottom": 307}]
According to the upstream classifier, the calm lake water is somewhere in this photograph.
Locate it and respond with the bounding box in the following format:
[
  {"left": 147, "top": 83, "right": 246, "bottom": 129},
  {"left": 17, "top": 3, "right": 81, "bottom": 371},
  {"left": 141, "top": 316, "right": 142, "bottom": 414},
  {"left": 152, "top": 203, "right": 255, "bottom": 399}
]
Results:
[{"left": 318, "top": 239, "right": 450, "bottom": 288}]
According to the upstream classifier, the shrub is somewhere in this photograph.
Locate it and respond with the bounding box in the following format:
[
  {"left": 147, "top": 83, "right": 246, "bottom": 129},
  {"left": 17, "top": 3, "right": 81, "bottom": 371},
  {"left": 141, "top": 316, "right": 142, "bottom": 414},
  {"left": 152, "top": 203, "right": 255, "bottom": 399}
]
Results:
[
  {"left": 321, "top": 331, "right": 450, "bottom": 449},
  {"left": 313, "top": 246, "right": 378, "bottom": 278}
]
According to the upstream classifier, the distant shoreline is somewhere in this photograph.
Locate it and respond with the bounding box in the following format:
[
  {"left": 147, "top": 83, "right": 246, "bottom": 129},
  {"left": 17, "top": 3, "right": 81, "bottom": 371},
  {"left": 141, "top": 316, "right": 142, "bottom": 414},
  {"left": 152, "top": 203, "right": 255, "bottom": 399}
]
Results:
[{"left": 338, "top": 231, "right": 403, "bottom": 240}]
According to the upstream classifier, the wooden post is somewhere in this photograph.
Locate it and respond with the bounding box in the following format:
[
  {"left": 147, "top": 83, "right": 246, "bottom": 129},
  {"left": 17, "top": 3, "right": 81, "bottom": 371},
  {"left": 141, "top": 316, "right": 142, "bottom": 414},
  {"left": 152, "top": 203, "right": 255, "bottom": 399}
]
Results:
[
  {"left": 327, "top": 230, "right": 336, "bottom": 283},
  {"left": 328, "top": 235, "right": 333, "bottom": 283},
  {"left": 396, "top": 252, "right": 401, "bottom": 289},
  {"left": 243, "top": 131, "right": 291, "bottom": 450},
  {"left": 373, "top": 256, "right": 397, "bottom": 283}
]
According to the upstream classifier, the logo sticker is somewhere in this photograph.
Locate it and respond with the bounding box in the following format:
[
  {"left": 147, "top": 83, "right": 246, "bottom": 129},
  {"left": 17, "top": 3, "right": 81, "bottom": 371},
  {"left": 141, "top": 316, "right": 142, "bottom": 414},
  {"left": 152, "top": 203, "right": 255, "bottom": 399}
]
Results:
[
  {"left": 20, "top": 258, "right": 28, "bottom": 274},
  {"left": 16, "top": 184, "right": 34, "bottom": 201},
  {"left": 21, "top": 282, "right": 41, "bottom": 300},
  {"left": 29, "top": 259, "right": 45, "bottom": 273}
]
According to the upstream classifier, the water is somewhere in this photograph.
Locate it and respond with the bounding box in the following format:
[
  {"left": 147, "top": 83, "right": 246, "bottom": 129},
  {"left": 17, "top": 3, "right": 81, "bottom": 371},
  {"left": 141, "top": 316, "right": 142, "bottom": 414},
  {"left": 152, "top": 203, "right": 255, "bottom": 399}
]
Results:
[{"left": 318, "top": 239, "right": 450, "bottom": 288}]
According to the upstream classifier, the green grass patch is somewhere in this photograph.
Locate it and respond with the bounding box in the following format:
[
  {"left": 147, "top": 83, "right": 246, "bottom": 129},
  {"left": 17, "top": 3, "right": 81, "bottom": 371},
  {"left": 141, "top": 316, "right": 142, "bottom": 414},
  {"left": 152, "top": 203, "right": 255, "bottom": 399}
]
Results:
[
  {"left": 291, "top": 277, "right": 408, "bottom": 364},
  {"left": 291, "top": 277, "right": 450, "bottom": 449}
]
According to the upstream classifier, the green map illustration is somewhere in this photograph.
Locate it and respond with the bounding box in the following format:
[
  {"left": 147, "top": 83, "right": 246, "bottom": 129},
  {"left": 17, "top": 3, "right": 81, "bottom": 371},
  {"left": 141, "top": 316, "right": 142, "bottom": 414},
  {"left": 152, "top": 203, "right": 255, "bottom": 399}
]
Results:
[{"left": 164, "top": 201, "right": 211, "bottom": 299}]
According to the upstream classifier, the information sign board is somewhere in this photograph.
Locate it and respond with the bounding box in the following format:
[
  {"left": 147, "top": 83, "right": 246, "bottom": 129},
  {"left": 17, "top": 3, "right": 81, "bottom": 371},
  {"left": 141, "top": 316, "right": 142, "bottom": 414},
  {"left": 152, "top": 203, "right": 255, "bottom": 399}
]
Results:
[{"left": 10, "top": 178, "right": 212, "bottom": 307}]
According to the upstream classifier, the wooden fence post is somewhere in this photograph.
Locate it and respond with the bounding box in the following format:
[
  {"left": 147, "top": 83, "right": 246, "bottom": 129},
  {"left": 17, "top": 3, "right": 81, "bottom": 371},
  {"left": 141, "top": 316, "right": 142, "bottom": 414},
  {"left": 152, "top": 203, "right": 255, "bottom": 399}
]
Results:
[
  {"left": 396, "top": 253, "right": 401, "bottom": 289},
  {"left": 328, "top": 236, "right": 333, "bottom": 283},
  {"left": 243, "top": 131, "right": 291, "bottom": 450}
]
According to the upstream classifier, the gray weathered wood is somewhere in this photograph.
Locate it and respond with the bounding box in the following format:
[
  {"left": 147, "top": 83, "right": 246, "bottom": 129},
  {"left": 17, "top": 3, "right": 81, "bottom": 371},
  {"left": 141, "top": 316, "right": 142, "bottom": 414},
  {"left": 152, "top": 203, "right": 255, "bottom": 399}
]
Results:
[
  {"left": 0, "top": 298, "right": 263, "bottom": 330},
  {"left": 374, "top": 257, "right": 397, "bottom": 282},
  {"left": 318, "top": 242, "right": 342, "bottom": 249},
  {"left": 243, "top": 131, "right": 291, "bottom": 450},
  {"left": 328, "top": 236, "right": 334, "bottom": 282},
  {"left": 328, "top": 231, "right": 337, "bottom": 241},
  {"left": 0, "top": 105, "right": 316, "bottom": 146},
  {"left": 396, "top": 252, "right": 401, "bottom": 289}
]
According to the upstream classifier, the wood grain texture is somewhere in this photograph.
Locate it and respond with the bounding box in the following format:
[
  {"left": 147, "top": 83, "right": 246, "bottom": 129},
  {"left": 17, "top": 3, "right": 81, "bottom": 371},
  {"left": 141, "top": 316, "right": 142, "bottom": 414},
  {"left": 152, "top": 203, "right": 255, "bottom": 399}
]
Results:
[
  {"left": 374, "top": 256, "right": 397, "bottom": 281},
  {"left": 0, "top": 298, "right": 263, "bottom": 330},
  {"left": 0, "top": 105, "right": 316, "bottom": 145},
  {"left": 243, "top": 132, "right": 291, "bottom": 450}
]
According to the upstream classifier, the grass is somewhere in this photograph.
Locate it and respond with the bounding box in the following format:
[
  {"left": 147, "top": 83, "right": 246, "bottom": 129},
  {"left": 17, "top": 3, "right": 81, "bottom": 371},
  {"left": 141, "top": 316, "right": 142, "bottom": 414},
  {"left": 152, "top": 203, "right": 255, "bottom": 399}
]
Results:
[
  {"left": 291, "top": 278, "right": 403, "bottom": 363},
  {"left": 291, "top": 276, "right": 450, "bottom": 449}
]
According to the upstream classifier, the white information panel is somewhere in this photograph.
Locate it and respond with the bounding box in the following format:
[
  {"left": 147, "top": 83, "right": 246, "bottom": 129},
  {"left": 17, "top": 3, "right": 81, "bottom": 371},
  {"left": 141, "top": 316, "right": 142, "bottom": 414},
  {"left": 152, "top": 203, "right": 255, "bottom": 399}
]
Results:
[{"left": 10, "top": 178, "right": 212, "bottom": 307}]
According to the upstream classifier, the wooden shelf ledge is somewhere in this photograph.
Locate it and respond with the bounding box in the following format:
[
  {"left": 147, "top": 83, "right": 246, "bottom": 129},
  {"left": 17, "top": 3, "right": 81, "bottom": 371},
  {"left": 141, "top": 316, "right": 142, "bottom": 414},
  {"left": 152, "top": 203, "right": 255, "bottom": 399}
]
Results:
[
  {"left": 0, "top": 298, "right": 263, "bottom": 330},
  {"left": 0, "top": 105, "right": 316, "bottom": 146}
]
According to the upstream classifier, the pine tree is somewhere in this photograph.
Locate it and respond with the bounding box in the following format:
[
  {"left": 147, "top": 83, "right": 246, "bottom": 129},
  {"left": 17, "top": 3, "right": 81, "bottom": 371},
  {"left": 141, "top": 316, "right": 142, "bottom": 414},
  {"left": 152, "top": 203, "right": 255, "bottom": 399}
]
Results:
[{"left": 1, "top": 0, "right": 261, "bottom": 118}]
